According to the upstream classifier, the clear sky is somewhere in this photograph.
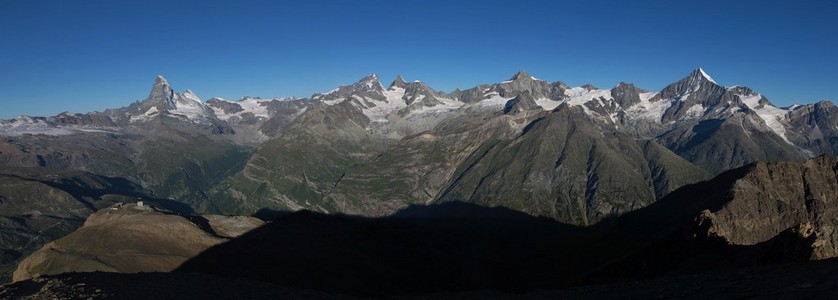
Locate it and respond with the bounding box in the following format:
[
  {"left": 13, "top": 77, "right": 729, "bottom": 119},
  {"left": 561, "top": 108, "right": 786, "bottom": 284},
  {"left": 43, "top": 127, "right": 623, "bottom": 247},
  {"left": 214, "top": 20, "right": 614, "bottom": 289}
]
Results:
[{"left": 1, "top": 0, "right": 836, "bottom": 118}]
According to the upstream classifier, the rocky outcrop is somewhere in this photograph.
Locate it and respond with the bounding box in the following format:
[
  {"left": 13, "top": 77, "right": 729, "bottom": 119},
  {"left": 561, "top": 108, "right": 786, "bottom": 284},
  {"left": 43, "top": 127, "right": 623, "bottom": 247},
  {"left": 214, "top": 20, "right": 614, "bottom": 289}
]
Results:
[
  {"left": 584, "top": 155, "right": 838, "bottom": 283},
  {"left": 695, "top": 156, "right": 838, "bottom": 259}
]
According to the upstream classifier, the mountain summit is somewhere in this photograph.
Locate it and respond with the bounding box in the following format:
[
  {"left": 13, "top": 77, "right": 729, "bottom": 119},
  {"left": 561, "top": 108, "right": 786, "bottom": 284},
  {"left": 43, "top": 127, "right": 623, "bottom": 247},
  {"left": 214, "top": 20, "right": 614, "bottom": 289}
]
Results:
[
  {"left": 509, "top": 70, "right": 537, "bottom": 82},
  {"left": 131, "top": 76, "right": 216, "bottom": 125},
  {"left": 145, "top": 75, "right": 176, "bottom": 110},
  {"left": 682, "top": 67, "right": 720, "bottom": 88},
  {"left": 695, "top": 67, "right": 717, "bottom": 84}
]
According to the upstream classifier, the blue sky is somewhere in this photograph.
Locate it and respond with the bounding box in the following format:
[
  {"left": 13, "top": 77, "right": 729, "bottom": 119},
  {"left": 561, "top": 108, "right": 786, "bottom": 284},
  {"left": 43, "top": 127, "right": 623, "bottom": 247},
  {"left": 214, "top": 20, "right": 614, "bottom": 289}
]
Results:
[{"left": 1, "top": 0, "right": 836, "bottom": 118}]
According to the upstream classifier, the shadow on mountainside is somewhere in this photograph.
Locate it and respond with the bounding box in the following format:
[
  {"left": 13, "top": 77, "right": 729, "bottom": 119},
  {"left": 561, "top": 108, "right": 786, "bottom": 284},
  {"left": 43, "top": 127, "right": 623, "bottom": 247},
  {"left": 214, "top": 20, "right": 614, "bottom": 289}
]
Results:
[
  {"left": 175, "top": 164, "right": 823, "bottom": 298},
  {"left": 178, "top": 203, "right": 581, "bottom": 297},
  {"left": 22, "top": 174, "right": 194, "bottom": 215}
]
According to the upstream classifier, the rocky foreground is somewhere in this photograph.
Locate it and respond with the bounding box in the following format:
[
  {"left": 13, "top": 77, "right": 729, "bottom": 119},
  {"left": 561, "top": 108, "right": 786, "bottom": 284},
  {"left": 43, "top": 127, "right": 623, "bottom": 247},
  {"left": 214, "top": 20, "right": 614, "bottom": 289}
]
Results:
[
  {"left": 4, "top": 156, "right": 838, "bottom": 298},
  {"left": 2, "top": 258, "right": 838, "bottom": 299}
]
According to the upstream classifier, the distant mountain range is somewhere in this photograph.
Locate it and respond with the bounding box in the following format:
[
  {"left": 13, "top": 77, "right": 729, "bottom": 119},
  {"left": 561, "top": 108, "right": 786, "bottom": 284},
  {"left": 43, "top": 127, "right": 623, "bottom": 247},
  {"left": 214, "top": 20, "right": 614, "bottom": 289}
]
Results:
[
  {"left": 2, "top": 68, "right": 837, "bottom": 222},
  {"left": 3, "top": 68, "right": 838, "bottom": 295}
]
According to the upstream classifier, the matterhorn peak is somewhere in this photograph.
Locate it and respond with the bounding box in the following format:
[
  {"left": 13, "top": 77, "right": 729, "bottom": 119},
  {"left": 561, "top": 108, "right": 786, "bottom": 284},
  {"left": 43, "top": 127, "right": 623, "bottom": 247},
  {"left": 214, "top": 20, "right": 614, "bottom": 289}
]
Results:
[
  {"left": 147, "top": 75, "right": 175, "bottom": 106},
  {"left": 155, "top": 75, "right": 170, "bottom": 86}
]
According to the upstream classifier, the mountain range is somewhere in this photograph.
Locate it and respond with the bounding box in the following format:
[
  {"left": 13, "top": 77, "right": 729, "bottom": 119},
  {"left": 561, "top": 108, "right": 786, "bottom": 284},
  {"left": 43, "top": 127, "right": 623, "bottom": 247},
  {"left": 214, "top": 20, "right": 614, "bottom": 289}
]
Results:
[
  {"left": 1, "top": 68, "right": 838, "bottom": 290},
  {"left": 3, "top": 68, "right": 837, "bottom": 221}
]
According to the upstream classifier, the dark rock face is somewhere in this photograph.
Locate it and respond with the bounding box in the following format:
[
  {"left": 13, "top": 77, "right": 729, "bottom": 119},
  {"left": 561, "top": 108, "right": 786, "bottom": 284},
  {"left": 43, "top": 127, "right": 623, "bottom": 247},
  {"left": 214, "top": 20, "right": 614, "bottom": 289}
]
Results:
[
  {"left": 503, "top": 92, "right": 540, "bottom": 114},
  {"left": 205, "top": 98, "right": 244, "bottom": 114},
  {"left": 610, "top": 82, "right": 643, "bottom": 109},
  {"left": 786, "top": 101, "right": 838, "bottom": 156}
]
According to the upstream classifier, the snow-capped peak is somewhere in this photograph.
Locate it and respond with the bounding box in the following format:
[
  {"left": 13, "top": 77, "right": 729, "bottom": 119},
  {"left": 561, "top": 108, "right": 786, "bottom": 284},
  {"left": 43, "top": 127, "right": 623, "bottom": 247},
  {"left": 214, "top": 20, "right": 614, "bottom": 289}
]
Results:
[
  {"left": 129, "top": 75, "right": 216, "bottom": 124},
  {"left": 155, "top": 75, "right": 169, "bottom": 86},
  {"left": 696, "top": 67, "right": 717, "bottom": 84}
]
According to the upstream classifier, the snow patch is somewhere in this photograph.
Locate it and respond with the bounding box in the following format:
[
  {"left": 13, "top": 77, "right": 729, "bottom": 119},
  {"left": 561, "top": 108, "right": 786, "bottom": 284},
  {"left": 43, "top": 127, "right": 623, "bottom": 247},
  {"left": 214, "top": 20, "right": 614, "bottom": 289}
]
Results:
[
  {"left": 686, "top": 104, "right": 705, "bottom": 118},
  {"left": 739, "top": 93, "right": 792, "bottom": 144},
  {"left": 0, "top": 117, "right": 116, "bottom": 136},
  {"left": 406, "top": 96, "right": 464, "bottom": 117},
  {"left": 170, "top": 91, "right": 211, "bottom": 122},
  {"left": 535, "top": 98, "right": 562, "bottom": 111},
  {"left": 359, "top": 86, "right": 408, "bottom": 122},
  {"left": 473, "top": 92, "right": 513, "bottom": 109},
  {"left": 698, "top": 68, "right": 717, "bottom": 84},
  {"left": 210, "top": 97, "right": 277, "bottom": 121},
  {"left": 564, "top": 87, "right": 613, "bottom": 107},
  {"left": 625, "top": 92, "right": 669, "bottom": 121}
]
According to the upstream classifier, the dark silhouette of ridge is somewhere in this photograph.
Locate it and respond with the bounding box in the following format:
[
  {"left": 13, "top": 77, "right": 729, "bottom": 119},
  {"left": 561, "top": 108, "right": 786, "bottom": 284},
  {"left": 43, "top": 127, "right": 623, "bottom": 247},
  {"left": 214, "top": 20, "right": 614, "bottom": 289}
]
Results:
[
  {"left": 176, "top": 157, "right": 838, "bottom": 297},
  {"left": 390, "top": 201, "right": 556, "bottom": 221},
  {"left": 178, "top": 203, "right": 581, "bottom": 297}
]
